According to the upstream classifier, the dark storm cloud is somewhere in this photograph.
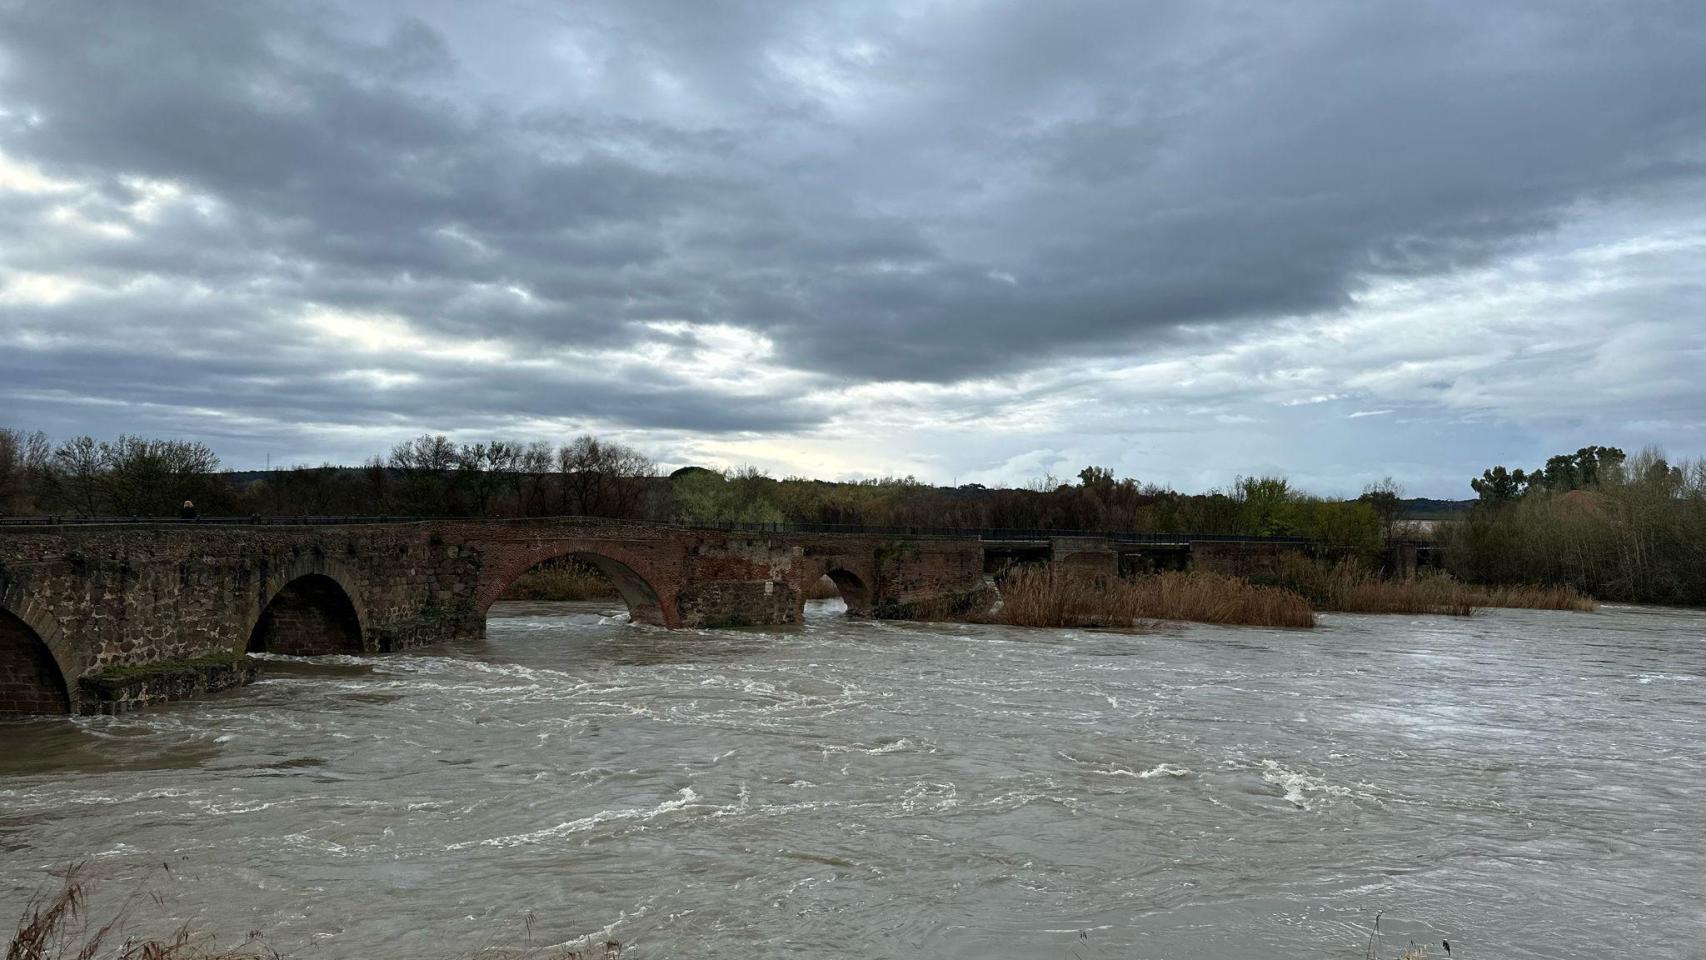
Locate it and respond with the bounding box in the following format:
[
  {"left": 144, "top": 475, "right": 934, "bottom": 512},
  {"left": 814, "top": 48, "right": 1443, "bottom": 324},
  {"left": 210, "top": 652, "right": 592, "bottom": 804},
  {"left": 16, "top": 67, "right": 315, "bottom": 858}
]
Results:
[{"left": 1, "top": 0, "right": 1704, "bottom": 451}]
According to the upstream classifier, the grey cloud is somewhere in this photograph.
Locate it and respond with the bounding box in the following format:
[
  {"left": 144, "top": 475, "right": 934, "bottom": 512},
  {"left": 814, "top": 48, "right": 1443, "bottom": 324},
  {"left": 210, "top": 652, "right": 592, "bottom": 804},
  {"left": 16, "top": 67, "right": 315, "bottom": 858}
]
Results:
[{"left": 2, "top": 0, "right": 1705, "bottom": 484}]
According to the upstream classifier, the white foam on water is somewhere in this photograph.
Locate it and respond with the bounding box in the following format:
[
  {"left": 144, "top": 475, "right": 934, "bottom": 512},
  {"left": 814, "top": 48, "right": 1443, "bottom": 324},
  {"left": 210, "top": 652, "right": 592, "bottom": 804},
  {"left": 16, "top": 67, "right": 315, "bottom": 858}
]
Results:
[
  {"left": 1259, "top": 760, "right": 1353, "bottom": 811},
  {"left": 1105, "top": 762, "right": 1192, "bottom": 779},
  {"left": 447, "top": 787, "right": 704, "bottom": 849},
  {"left": 819, "top": 737, "right": 923, "bottom": 757}
]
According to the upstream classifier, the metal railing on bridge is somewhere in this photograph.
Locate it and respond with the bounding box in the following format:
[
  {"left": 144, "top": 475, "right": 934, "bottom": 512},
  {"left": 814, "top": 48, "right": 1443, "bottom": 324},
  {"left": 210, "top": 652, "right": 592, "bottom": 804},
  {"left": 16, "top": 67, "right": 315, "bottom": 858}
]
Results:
[{"left": 0, "top": 513, "right": 1328, "bottom": 546}]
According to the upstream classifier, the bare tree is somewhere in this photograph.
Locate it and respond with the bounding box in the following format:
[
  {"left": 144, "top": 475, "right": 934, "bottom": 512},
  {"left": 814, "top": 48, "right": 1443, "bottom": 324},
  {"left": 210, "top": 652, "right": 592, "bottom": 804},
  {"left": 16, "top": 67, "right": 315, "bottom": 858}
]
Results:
[
  {"left": 557, "top": 435, "right": 656, "bottom": 518},
  {"left": 52, "top": 436, "right": 106, "bottom": 516}
]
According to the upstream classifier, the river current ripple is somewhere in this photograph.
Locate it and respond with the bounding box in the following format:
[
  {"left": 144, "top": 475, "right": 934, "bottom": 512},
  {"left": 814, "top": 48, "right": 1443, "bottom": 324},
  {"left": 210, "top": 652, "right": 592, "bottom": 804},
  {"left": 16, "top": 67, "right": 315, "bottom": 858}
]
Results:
[{"left": 3, "top": 601, "right": 1705, "bottom": 958}]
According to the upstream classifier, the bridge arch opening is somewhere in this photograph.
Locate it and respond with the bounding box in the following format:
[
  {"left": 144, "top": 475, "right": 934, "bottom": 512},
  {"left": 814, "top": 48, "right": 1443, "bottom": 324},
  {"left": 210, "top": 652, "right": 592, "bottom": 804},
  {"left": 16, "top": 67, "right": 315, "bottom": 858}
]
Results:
[
  {"left": 249, "top": 574, "right": 364, "bottom": 655},
  {"left": 820, "top": 569, "right": 871, "bottom": 616},
  {"left": 496, "top": 553, "right": 667, "bottom": 626},
  {"left": 0, "top": 607, "right": 70, "bottom": 718}
]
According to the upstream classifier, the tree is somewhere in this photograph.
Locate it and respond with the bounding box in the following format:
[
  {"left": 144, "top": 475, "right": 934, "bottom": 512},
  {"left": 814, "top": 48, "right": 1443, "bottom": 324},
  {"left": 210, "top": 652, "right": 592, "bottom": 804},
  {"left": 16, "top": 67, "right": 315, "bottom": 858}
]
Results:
[
  {"left": 101, "top": 436, "right": 221, "bottom": 515},
  {"left": 454, "top": 442, "right": 511, "bottom": 516},
  {"left": 52, "top": 436, "right": 106, "bottom": 516},
  {"left": 1233, "top": 475, "right": 1295, "bottom": 535},
  {"left": 0, "top": 428, "right": 48, "bottom": 515},
  {"left": 557, "top": 435, "right": 656, "bottom": 518},
  {"left": 389, "top": 434, "right": 457, "bottom": 514},
  {"left": 668, "top": 465, "right": 784, "bottom": 524},
  {"left": 1470, "top": 465, "right": 1529, "bottom": 503},
  {"left": 1359, "top": 477, "right": 1405, "bottom": 540},
  {"left": 513, "top": 441, "right": 555, "bottom": 516}
]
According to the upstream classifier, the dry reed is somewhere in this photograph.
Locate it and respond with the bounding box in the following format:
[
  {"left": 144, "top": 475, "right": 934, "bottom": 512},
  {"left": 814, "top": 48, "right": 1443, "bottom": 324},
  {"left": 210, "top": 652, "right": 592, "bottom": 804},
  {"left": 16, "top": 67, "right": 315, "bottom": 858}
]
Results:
[
  {"left": 991, "top": 566, "right": 1315, "bottom": 629},
  {"left": 1465, "top": 582, "right": 1595, "bottom": 612},
  {"left": 9, "top": 869, "right": 622, "bottom": 960},
  {"left": 8, "top": 868, "right": 277, "bottom": 960},
  {"left": 1261, "top": 555, "right": 1595, "bottom": 615},
  {"left": 499, "top": 560, "right": 619, "bottom": 601}
]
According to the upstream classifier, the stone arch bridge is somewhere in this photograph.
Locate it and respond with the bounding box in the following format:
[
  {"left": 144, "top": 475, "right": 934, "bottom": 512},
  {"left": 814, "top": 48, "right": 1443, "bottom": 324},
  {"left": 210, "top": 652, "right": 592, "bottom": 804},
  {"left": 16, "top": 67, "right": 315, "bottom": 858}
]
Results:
[{"left": 0, "top": 517, "right": 1311, "bottom": 716}]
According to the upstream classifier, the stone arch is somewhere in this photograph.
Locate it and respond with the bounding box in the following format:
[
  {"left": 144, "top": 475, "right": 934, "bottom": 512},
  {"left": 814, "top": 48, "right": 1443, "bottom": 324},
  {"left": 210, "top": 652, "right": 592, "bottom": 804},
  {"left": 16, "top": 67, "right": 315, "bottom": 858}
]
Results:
[
  {"left": 246, "top": 559, "right": 369, "bottom": 656},
  {"left": 0, "top": 604, "right": 71, "bottom": 717},
  {"left": 822, "top": 568, "right": 874, "bottom": 616},
  {"left": 479, "top": 541, "right": 675, "bottom": 627},
  {"left": 0, "top": 582, "right": 77, "bottom": 716}
]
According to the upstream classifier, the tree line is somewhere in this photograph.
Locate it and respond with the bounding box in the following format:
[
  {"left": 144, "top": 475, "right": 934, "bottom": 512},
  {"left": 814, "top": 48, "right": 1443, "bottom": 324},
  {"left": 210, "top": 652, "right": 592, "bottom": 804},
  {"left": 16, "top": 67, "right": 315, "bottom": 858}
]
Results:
[
  {"left": 1447, "top": 445, "right": 1706, "bottom": 605},
  {"left": 2, "top": 426, "right": 1401, "bottom": 551},
  {"left": 14, "top": 423, "right": 1706, "bottom": 603}
]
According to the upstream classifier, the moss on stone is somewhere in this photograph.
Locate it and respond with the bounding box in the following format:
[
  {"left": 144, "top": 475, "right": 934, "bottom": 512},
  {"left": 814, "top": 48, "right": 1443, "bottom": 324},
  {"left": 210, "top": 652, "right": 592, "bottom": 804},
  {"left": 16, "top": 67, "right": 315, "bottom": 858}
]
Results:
[{"left": 82, "top": 653, "right": 251, "bottom": 690}]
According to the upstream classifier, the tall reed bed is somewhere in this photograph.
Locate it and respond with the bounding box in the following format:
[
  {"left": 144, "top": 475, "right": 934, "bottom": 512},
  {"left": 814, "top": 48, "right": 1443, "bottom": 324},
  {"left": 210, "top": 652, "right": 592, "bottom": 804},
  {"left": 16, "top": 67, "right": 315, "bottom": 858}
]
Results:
[
  {"left": 1465, "top": 581, "right": 1596, "bottom": 612},
  {"left": 992, "top": 566, "right": 1315, "bottom": 629},
  {"left": 1259, "top": 555, "right": 1594, "bottom": 615}
]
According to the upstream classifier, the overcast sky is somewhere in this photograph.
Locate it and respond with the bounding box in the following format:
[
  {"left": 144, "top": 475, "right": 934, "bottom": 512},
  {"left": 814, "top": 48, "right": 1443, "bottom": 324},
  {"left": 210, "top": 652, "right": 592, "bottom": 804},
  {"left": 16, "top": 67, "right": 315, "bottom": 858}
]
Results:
[{"left": 2, "top": 1, "right": 1704, "bottom": 497}]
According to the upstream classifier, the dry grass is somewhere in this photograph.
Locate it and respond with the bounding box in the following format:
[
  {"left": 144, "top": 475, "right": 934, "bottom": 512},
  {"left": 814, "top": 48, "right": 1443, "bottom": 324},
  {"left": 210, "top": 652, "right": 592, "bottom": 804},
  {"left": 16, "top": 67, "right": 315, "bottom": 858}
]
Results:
[
  {"left": 9, "top": 869, "right": 623, "bottom": 960},
  {"left": 500, "top": 560, "right": 620, "bottom": 601},
  {"left": 7, "top": 868, "right": 277, "bottom": 960},
  {"left": 1465, "top": 581, "right": 1596, "bottom": 612},
  {"left": 991, "top": 566, "right": 1315, "bottom": 629},
  {"left": 1261, "top": 555, "right": 1595, "bottom": 616}
]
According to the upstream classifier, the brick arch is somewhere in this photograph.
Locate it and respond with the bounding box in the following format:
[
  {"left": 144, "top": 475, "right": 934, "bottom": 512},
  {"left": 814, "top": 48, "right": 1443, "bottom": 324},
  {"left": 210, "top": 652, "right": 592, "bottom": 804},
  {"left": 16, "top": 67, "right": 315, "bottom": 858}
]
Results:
[
  {"left": 822, "top": 568, "right": 874, "bottom": 616},
  {"left": 244, "top": 556, "right": 371, "bottom": 655},
  {"left": 475, "top": 539, "right": 679, "bottom": 628},
  {"left": 798, "top": 556, "right": 877, "bottom": 617},
  {"left": 0, "top": 589, "right": 72, "bottom": 717}
]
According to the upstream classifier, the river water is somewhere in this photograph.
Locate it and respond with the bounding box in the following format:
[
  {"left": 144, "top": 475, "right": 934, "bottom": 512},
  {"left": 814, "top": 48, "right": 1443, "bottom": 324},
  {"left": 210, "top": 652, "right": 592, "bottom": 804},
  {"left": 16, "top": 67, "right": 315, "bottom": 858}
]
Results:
[{"left": 3, "top": 600, "right": 1704, "bottom": 959}]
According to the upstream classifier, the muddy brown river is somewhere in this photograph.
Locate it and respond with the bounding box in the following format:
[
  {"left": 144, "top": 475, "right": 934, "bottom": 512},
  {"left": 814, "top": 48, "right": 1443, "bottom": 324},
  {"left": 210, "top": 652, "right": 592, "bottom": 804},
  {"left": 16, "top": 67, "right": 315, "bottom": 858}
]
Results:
[{"left": 3, "top": 600, "right": 1704, "bottom": 958}]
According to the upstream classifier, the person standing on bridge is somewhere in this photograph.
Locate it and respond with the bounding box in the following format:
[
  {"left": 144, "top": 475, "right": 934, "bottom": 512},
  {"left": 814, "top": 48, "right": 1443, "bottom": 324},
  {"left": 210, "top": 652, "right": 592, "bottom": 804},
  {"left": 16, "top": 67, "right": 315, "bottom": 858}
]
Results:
[{"left": 179, "top": 499, "right": 199, "bottom": 520}]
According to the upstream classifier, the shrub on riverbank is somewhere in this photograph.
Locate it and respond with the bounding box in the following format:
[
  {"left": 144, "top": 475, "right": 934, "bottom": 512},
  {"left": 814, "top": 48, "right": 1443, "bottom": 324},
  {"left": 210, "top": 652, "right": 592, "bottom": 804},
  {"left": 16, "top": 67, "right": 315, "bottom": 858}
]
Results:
[
  {"left": 992, "top": 567, "right": 1316, "bottom": 629},
  {"left": 1255, "top": 555, "right": 1594, "bottom": 615},
  {"left": 1441, "top": 463, "right": 1706, "bottom": 607},
  {"left": 500, "top": 559, "right": 620, "bottom": 601}
]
